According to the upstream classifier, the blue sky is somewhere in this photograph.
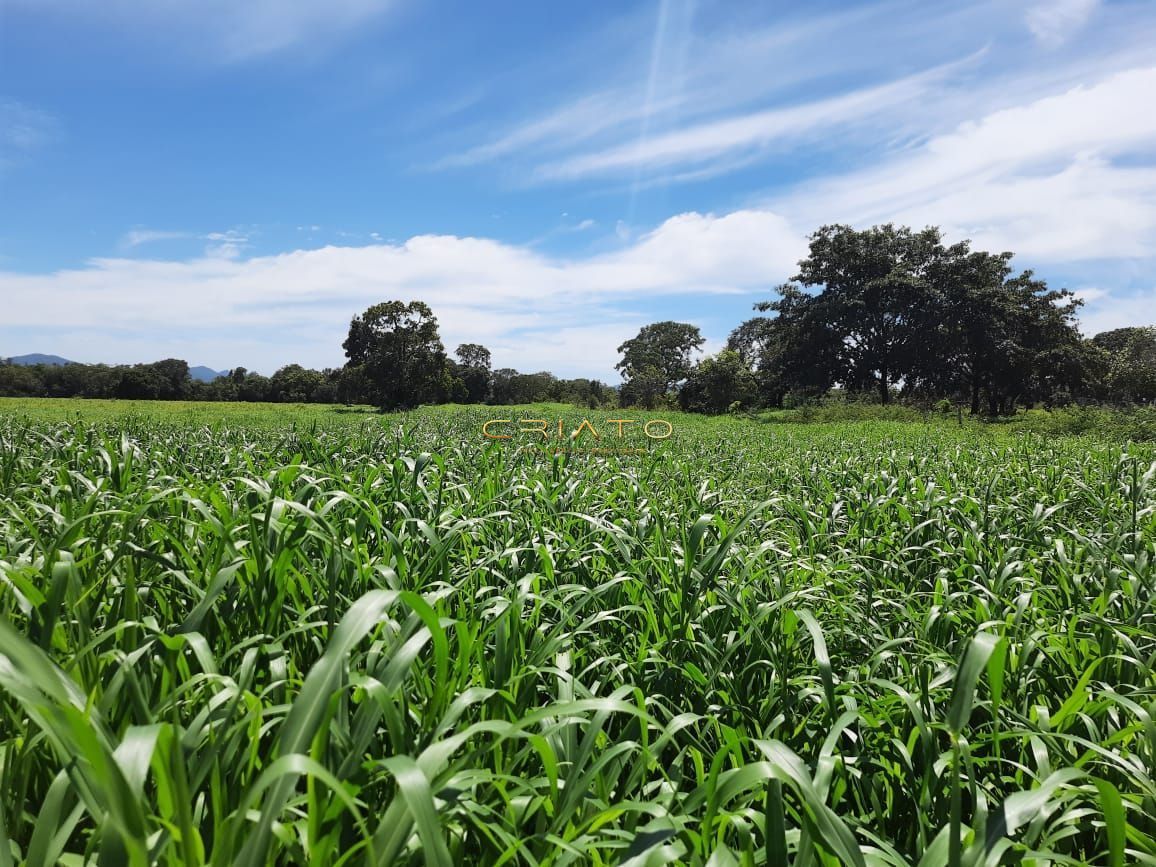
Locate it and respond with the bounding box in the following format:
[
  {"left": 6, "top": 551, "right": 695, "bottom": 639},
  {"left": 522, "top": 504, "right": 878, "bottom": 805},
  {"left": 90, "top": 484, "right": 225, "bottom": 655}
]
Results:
[{"left": 2, "top": 0, "right": 1156, "bottom": 379}]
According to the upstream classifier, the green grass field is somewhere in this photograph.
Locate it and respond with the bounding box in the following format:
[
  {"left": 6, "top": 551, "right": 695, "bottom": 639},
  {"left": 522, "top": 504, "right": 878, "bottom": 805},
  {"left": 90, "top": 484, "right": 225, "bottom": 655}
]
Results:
[{"left": 1, "top": 399, "right": 1154, "bottom": 865}]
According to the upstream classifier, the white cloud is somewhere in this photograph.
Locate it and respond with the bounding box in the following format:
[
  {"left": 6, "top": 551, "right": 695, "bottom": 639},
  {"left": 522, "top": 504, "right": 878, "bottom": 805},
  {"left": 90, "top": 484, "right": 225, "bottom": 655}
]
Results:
[
  {"left": 1026, "top": 0, "right": 1100, "bottom": 47},
  {"left": 772, "top": 66, "right": 1156, "bottom": 261},
  {"left": 0, "top": 210, "right": 804, "bottom": 377},
  {"left": 433, "top": 94, "right": 640, "bottom": 170},
  {"left": 1077, "top": 289, "right": 1156, "bottom": 337},
  {"left": 203, "top": 230, "right": 250, "bottom": 260},
  {"left": 1073, "top": 287, "right": 1109, "bottom": 305},
  {"left": 489, "top": 324, "right": 644, "bottom": 377}
]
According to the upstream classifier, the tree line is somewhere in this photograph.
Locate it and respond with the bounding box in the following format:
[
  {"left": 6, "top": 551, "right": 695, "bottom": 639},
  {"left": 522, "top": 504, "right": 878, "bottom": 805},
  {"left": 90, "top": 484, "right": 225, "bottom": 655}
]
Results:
[
  {"left": 4, "top": 223, "right": 1154, "bottom": 414},
  {"left": 0, "top": 339, "right": 617, "bottom": 408},
  {"left": 621, "top": 224, "right": 1155, "bottom": 414},
  {"left": 0, "top": 354, "right": 619, "bottom": 408}
]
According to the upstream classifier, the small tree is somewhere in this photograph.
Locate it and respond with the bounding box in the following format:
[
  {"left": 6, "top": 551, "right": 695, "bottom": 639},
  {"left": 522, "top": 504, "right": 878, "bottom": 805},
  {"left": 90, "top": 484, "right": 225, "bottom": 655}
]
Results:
[
  {"left": 616, "top": 321, "right": 704, "bottom": 407},
  {"left": 488, "top": 368, "right": 518, "bottom": 405},
  {"left": 679, "top": 350, "right": 758, "bottom": 414},
  {"left": 618, "top": 365, "right": 668, "bottom": 410},
  {"left": 454, "top": 343, "right": 492, "bottom": 403},
  {"left": 269, "top": 364, "right": 324, "bottom": 403},
  {"left": 1091, "top": 326, "right": 1156, "bottom": 404}
]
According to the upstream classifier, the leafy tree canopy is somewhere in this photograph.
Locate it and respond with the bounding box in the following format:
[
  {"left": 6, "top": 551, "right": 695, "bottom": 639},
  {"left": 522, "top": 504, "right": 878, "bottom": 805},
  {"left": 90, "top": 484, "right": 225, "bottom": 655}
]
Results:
[
  {"left": 343, "top": 300, "right": 448, "bottom": 410},
  {"left": 616, "top": 321, "right": 704, "bottom": 406}
]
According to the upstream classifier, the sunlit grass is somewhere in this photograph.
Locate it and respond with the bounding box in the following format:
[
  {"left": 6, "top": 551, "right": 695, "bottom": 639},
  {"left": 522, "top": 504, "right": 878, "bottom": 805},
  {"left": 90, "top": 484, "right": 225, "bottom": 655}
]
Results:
[{"left": 0, "top": 403, "right": 1153, "bottom": 864}]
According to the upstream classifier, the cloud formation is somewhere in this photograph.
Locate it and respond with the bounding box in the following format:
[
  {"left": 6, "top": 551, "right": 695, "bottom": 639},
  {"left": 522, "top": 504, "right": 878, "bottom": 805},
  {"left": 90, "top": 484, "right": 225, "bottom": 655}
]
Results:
[
  {"left": 1025, "top": 0, "right": 1100, "bottom": 46},
  {"left": 0, "top": 210, "right": 806, "bottom": 376},
  {"left": 773, "top": 66, "right": 1156, "bottom": 261},
  {"left": 121, "top": 228, "right": 252, "bottom": 259},
  {"left": 435, "top": 0, "right": 1153, "bottom": 193},
  {"left": 11, "top": 52, "right": 1156, "bottom": 375},
  {"left": 533, "top": 63, "right": 959, "bottom": 181}
]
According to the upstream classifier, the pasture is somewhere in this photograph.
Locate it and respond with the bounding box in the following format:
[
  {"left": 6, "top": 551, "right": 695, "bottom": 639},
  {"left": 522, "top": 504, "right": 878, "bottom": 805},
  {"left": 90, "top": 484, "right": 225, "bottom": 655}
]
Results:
[{"left": 0, "top": 400, "right": 1154, "bottom": 865}]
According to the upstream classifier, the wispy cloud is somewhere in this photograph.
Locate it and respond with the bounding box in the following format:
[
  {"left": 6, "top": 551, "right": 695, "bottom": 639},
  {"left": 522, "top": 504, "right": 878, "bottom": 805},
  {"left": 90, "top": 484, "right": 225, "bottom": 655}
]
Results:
[
  {"left": 432, "top": 2, "right": 935, "bottom": 174},
  {"left": 120, "top": 227, "right": 251, "bottom": 258},
  {"left": 0, "top": 99, "right": 58, "bottom": 169},
  {"left": 5, "top": 0, "right": 399, "bottom": 62},
  {"left": 1025, "top": 0, "right": 1100, "bottom": 47},
  {"left": 534, "top": 58, "right": 971, "bottom": 181},
  {"left": 432, "top": 94, "right": 643, "bottom": 170},
  {"left": 122, "top": 229, "right": 193, "bottom": 247},
  {"left": 203, "top": 230, "right": 249, "bottom": 259},
  {"left": 434, "top": 0, "right": 1152, "bottom": 192}
]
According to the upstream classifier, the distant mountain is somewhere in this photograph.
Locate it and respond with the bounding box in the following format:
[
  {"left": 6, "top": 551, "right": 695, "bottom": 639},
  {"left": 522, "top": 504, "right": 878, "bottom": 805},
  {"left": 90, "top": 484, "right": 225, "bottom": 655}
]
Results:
[
  {"left": 190, "top": 366, "right": 225, "bottom": 382},
  {"left": 6, "top": 354, "right": 226, "bottom": 382},
  {"left": 9, "top": 353, "right": 73, "bottom": 366}
]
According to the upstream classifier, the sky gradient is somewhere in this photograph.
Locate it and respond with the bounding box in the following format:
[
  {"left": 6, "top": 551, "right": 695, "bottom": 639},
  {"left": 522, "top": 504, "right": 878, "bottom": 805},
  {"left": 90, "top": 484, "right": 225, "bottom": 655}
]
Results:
[{"left": 2, "top": 0, "right": 1155, "bottom": 379}]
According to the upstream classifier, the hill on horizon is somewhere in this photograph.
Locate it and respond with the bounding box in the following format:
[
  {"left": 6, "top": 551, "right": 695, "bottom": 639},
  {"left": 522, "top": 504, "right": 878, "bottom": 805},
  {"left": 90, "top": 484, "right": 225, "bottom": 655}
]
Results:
[
  {"left": 7, "top": 354, "right": 225, "bottom": 382},
  {"left": 8, "top": 353, "right": 71, "bottom": 367}
]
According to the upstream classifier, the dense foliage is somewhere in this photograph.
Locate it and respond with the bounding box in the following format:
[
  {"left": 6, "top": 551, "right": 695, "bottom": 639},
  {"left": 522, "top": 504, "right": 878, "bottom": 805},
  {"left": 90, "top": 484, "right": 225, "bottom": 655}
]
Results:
[
  {"left": 616, "top": 322, "right": 706, "bottom": 410},
  {"left": 1, "top": 402, "right": 1154, "bottom": 864},
  {"left": 0, "top": 358, "right": 614, "bottom": 410},
  {"left": 729, "top": 225, "right": 1092, "bottom": 414},
  {"left": 1090, "top": 327, "right": 1156, "bottom": 405}
]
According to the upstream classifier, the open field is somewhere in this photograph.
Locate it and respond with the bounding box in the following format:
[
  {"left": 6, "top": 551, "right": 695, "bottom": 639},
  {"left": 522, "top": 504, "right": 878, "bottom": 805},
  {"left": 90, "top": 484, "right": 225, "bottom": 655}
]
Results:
[
  {"left": 1, "top": 400, "right": 1154, "bottom": 865},
  {"left": 0, "top": 398, "right": 389, "bottom": 428}
]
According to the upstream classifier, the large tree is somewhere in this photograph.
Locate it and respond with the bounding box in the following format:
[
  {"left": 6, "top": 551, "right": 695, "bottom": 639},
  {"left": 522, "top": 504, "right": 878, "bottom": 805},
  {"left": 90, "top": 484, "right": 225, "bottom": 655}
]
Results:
[
  {"left": 929, "top": 250, "right": 1085, "bottom": 414},
  {"left": 343, "top": 301, "right": 448, "bottom": 410},
  {"left": 489, "top": 367, "right": 519, "bottom": 405},
  {"left": 746, "top": 227, "right": 1087, "bottom": 414},
  {"left": 732, "top": 284, "right": 843, "bottom": 406},
  {"left": 615, "top": 321, "right": 704, "bottom": 407},
  {"left": 901, "top": 246, "right": 1010, "bottom": 407},
  {"left": 791, "top": 224, "right": 946, "bottom": 404}
]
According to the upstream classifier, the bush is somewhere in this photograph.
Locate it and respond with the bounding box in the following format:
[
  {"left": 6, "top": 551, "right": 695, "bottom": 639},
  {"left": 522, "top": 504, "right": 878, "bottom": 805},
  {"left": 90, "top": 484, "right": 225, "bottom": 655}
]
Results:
[
  {"left": 774, "top": 403, "right": 927, "bottom": 424},
  {"left": 1000, "top": 405, "right": 1156, "bottom": 441}
]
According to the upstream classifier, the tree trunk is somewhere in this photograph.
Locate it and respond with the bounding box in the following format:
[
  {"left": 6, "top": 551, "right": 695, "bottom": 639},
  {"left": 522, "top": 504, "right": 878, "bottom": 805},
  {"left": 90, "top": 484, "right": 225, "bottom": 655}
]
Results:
[
  {"left": 970, "top": 380, "right": 980, "bottom": 415},
  {"left": 878, "top": 371, "right": 889, "bottom": 405}
]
